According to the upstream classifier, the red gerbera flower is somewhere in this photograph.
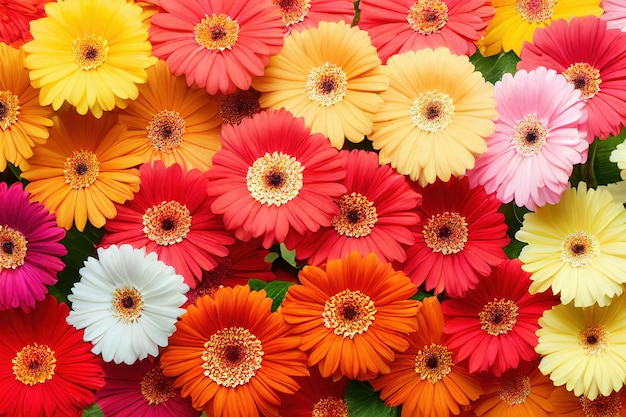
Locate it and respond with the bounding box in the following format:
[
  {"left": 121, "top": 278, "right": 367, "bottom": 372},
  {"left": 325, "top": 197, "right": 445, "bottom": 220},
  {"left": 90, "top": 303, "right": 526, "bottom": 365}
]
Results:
[
  {"left": 398, "top": 176, "right": 509, "bottom": 298},
  {"left": 285, "top": 149, "right": 421, "bottom": 265},
  {"left": 441, "top": 259, "right": 559, "bottom": 376},
  {"left": 519, "top": 16, "right": 626, "bottom": 139},
  {"left": 149, "top": 0, "right": 285, "bottom": 95},
  {"left": 206, "top": 109, "right": 347, "bottom": 248},
  {"left": 101, "top": 161, "right": 235, "bottom": 287},
  {"left": 0, "top": 0, "right": 51, "bottom": 46}
]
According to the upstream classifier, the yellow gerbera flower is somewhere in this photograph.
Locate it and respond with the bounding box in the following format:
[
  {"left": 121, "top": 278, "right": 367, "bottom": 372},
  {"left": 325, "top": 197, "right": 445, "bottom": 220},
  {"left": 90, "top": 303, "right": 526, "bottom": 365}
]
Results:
[{"left": 23, "top": 0, "right": 157, "bottom": 117}]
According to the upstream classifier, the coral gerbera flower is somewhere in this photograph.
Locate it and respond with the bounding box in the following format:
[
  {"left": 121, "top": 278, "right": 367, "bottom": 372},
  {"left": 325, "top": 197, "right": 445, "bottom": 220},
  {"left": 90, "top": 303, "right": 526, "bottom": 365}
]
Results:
[
  {"left": 0, "top": 42, "right": 53, "bottom": 172},
  {"left": 67, "top": 245, "right": 189, "bottom": 365},
  {"left": 273, "top": 0, "right": 354, "bottom": 32},
  {"left": 358, "top": 0, "right": 495, "bottom": 63},
  {"left": 370, "top": 296, "right": 482, "bottom": 417},
  {"left": 23, "top": 0, "right": 156, "bottom": 117},
  {"left": 467, "top": 67, "right": 588, "bottom": 210},
  {"left": 0, "top": 295, "right": 105, "bottom": 417},
  {"left": 116, "top": 60, "right": 222, "bottom": 172},
  {"left": 516, "top": 182, "right": 626, "bottom": 307},
  {"left": 206, "top": 109, "right": 347, "bottom": 248},
  {"left": 536, "top": 293, "right": 626, "bottom": 400},
  {"left": 478, "top": 0, "right": 602, "bottom": 57},
  {"left": 281, "top": 251, "right": 421, "bottom": 381},
  {"left": 252, "top": 20, "right": 389, "bottom": 148},
  {"left": 160, "top": 285, "right": 309, "bottom": 417},
  {"left": 519, "top": 16, "right": 626, "bottom": 139},
  {"left": 0, "top": 182, "right": 66, "bottom": 311},
  {"left": 370, "top": 48, "right": 497, "bottom": 186},
  {"left": 285, "top": 149, "right": 421, "bottom": 266},
  {"left": 601, "top": 0, "right": 626, "bottom": 30},
  {"left": 21, "top": 110, "right": 144, "bottom": 232},
  {"left": 0, "top": 0, "right": 50, "bottom": 47},
  {"left": 442, "top": 259, "right": 559, "bottom": 376},
  {"left": 549, "top": 385, "right": 626, "bottom": 417},
  {"left": 149, "top": 0, "right": 285, "bottom": 95},
  {"left": 399, "top": 176, "right": 509, "bottom": 298},
  {"left": 101, "top": 161, "right": 234, "bottom": 287}
]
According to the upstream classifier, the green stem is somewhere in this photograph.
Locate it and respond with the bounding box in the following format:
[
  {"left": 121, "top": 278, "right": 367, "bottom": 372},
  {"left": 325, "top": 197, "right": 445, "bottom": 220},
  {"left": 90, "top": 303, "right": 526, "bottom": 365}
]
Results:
[{"left": 585, "top": 140, "right": 598, "bottom": 188}]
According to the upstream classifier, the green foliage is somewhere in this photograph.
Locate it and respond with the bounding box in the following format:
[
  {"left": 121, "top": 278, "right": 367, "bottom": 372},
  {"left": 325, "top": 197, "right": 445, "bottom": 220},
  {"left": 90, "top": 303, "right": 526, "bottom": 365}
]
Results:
[
  {"left": 248, "top": 279, "right": 295, "bottom": 311},
  {"left": 82, "top": 403, "right": 103, "bottom": 417},
  {"left": 346, "top": 381, "right": 399, "bottom": 417},
  {"left": 279, "top": 243, "right": 298, "bottom": 268},
  {"left": 499, "top": 202, "right": 529, "bottom": 259},
  {"left": 470, "top": 50, "right": 520, "bottom": 84},
  {"left": 594, "top": 128, "right": 626, "bottom": 186}
]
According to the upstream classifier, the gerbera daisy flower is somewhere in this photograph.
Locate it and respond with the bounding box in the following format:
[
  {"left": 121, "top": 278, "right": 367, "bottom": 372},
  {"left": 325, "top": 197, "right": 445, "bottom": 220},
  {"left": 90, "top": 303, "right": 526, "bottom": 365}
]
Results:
[
  {"left": 20, "top": 110, "right": 144, "bottom": 232},
  {"left": 536, "top": 293, "right": 626, "bottom": 400},
  {"left": 96, "top": 358, "right": 200, "bottom": 417},
  {"left": 0, "top": 182, "right": 66, "bottom": 311},
  {"left": 273, "top": 0, "right": 354, "bottom": 32},
  {"left": 285, "top": 149, "right": 421, "bottom": 266},
  {"left": 160, "top": 285, "right": 309, "bottom": 417},
  {"left": 116, "top": 60, "right": 222, "bottom": 172},
  {"left": 516, "top": 182, "right": 626, "bottom": 307},
  {"left": 218, "top": 88, "right": 263, "bottom": 125},
  {"left": 0, "top": 0, "right": 50, "bottom": 46},
  {"left": 399, "top": 176, "right": 509, "bottom": 298},
  {"left": 149, "top": 0, "right": 285, "bottom": 95},
  {"left": 370, "top": 296, "right": 482, "bottom": 417},
  {"left": 601, "top": 0, "right": 626, "bottom": 30},
  {"left": 206, "top": 109, "right": 347, "bottom": 249},
  {"left": 370, "top": 48, "right": 497, "bottom": 185},
  {"left": 519, "top": 16, "right": 626, "bottom": 139},
  {"left": 252, "top": 20, "right": 389, "bottom": 148},
  {"left": 100, "top": 161, "right": 234, "bottom": 287},
  {"left": 23, "top": 0, "right": 156, "bottom": 117},
  {"left": 549, "top": 385, "right": 626, "bottom": 417},
  {"left": 281, "top": 251, "right": 420, "bottom": 381},
  {"left": 478, "top": 0, "right": 602, "bottom": 57},
  {"left": 0, "top": 295, "right": 105, "bottom": 417},
  {"left": 358, "top": 0, "right": 495, "bottom": 63},
  {"left": 67, "top": 244, "right": 189, "bottom": 365},
  {"left": 467, "top": 67, "right": 588, "bottom": 210},
  {"left": 442, "top": 259, "right": 559, "bottom": 376},
  {"left": 0, "top": 42, "right": 54, "bottom": 172}
]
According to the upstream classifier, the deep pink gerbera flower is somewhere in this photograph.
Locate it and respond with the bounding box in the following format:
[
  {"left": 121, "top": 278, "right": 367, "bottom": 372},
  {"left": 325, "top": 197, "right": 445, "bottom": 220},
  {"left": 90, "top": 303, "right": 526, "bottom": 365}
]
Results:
[
  {"left": 0, "top": 0, "right": 51, "bottom": 46},
  {"left": 0, "top": 182, "right": 66, "bottom": 311},
  {"left": 273, "top": 0, "right": 354, "bottom": 32}
]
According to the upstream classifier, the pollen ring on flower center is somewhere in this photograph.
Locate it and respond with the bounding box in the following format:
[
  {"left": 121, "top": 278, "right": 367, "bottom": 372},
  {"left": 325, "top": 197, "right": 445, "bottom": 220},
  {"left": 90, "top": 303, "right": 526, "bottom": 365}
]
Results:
[
  {"left": 515, "top": 0, "right": 556, "bottom": 23},
  {"left": 406, "top": 0, "right": 449, "bottom": 35},
  {"left": 312, "top": 396, "right": 350, "bottom": 417},
  {"left": 306, "top": 62, "right": 348, "bottom": 107},
  {"left": 0, "top": 90, "right": 20, "bottom": 130},
  {"left": 499, "top": 373, "right": 531, "bottom": 405},
  {"left": 423, "top": 211, "right": 468, "bottom": 255},
  {"left": 142, "top": 200, "right": 193, "bottom": 246},
  {"left": 194, "top": 14, "right": 240, "bottom": 51},
  {"left": 414, "top": 343, "right": 453, "bottom": 383},
  {"left": 72, "top": 33, "right": 109, "bottom": 70},
  {"left": 147, "top": 110, "right": 186, "bottom": 152},
  {"left": 140, "top": 366, "right": 176, "bottom": 405},
  {"left": 512, "top": 113, "right": 548, "bottom": 157},
  {"left": 246, "top": 151, "right": 304, "bottom": 207},
  {"left": 561, "top": 230, "right": 599, "bottom": 267},
  {"left": 332, "top": 192, "right": 379, "bottom": 237},
  {"left": 112, "top": 286, "right": 144, "bottom": 323},
  {"left": 579, "top": 324, "right": 608, "bottom": 356},
  {"left": 12, "top": 343, "right": 57, "bottom": 386},
  {"left": 479, "top": 298, "right": 519, "bottom": 336},
  {"left": 323, "top": 289, "right": 377, "bottom": 338},
  {"left": 0, "top": 225, "right": 27, "bottom": 270},
  {"left": 275, "top": 0, "right": 312, "bottom": 26},
  {"left": 63, "top": 150, "right": 100, "bottom": 189},
  {"left": 562, "top": 62, "right": 602, "bottom": 100},
  {"left": 410, "top": 90, "right": 455, "bottom": 132}
]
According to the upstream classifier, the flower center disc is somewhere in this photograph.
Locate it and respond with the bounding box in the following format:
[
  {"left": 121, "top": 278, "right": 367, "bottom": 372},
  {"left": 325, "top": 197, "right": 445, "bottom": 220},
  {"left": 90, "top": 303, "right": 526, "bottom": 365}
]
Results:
[
  {"left": 201, "top": 326, "right": 264, "bottom": 388},
  {"left": 0, "top": 90, "right": 20, "bottom": 130},
  {"left": 323, "top": 289, "right": 377, "bottom": 338},
  {"left": 140, "top": 365, "right": 176, "bottom": 405},
  {"left": 512, "top": 113, "right": 548, "bottom": 157},
  {"left": 479, "top": 299, "right": 519, "bottom": 336},
  {"left": 0, "top": 225, "right": 27, "bottom": 270},
  {"left": 515, "top": 0, "right": 556, "bottom": 23},
  {"left": 407, "top": 0, "right": 449, "bottom": 34},
  {"left": 147, "top": 110, "right": 186, "bottom": 152},
  {"left": 312, "top": 396, "right": 350, "bottom": 417},
  {"left": 275, "top": 0, "right": 311, "bottom": 26},
  {"left": 562, "top": 63, "right": 602, "bottom": 100},
  {"left": 410, "top": 90, "right": 455, "bottom": 132},
  {"left": 580, "top": 391, "right": 622, "bottom": 417},
  {"left": 423, "top": 211, "right": 468, "bottom": 255},
  {"left": 142, "top": 200, "right": 192, "bottom": 246},
  {"left": 306, "top": 62, "right": 348, "bottom": 107},
  {"left": 561, "top": 231, "right": 599, "bottom": 267},
  {"left": 73, "top": 33, "right": 108, "bottom": 70},
  {"left": 414, "top": 343, "right": 453, "bottom": 383},
  {"left": 332, "top": 192, "right": 379, "bottom": 238},
  {"left": 112, "top": 286, "right": 144, "bottom": 322},
  {"left": 246, "top": 151, "right": 304, "bottom": 207},
  {"left": 219, "top": 89, "right": 262, "bottom": 125},
  {"left": 579, "top": 324, "right": 608, "bottom": 356},
  {"left": 194, "top": 14, "right": 240, "bottom": 51},
  {"left": 499, "top": 373, "right": 531, "bottom": 405},
  {"left": 12, "top": 343, "right": 56, "bottom": 386},
  {"left": 63, "top": 150, "right": 100, "bottom": 189}
]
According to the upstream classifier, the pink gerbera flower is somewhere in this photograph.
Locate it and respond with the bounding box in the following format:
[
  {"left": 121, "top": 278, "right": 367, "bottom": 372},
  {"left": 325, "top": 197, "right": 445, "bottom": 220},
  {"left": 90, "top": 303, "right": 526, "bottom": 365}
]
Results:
[
  {"left": 149, "top": 0, "right": 285, "bottom": 95},
  {"left": 273, "top": 0, "right": 354, "bottom": 32},
  {"left": 467, "top": 67, "right": 588, "bottom": 210},
  {"left": 100, "top": 161, "right": 235, "bottom": 287},
  {"left": 441, "top": 259, "right": 559, "bottom": 376},
  {"left": 285, "top": 149, "right": 421, "bottom": 265},
  {"left": 206, "top": 109, "right": 347, "bottom": 248},
  {"left": 601, "top": 0, "right": 626, "bottom": 31},
  {"left": 358, "top": 0, "right": 495, "bottom": 63},
  {"left": 0, "top": 0, "right": 51, "bottom": 46},
  {"left": 519, "top": 16, "right": 626, "bottom": 139},
  {"left": 0, "top": 182, "right": 66, "bottom": 311}
]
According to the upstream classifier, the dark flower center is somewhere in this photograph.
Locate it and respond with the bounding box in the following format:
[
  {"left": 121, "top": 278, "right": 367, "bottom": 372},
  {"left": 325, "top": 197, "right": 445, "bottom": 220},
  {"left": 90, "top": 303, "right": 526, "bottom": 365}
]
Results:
[
  {"left": 0, "top": 102, "right": 6, "bottom": 120},
  {"left": 225, "top": 345, "right": 241, "bottom": 363},
  {"left": 587, "top": 335, "right": 598, "bottom": 345},
  {"left": 211, "top": 27, "right": 226, "bottom": 41},
  {"left": 2, "top": 240, "right": 14, "bottom": 254},
  {"left": 343, "top": 305, "right": 358, "bottom": 321},
  {"left": 573, "top": 77, "right": 587, "bottom": 89},
  {"left": 346, "top": 210, "right": 360, "bottom": 223},
  {"left": 525, "top": 131, "right": 538, "bottom": 144},
  {"left": 29, "top": 360, "right": 40, "bottom": 370},
  {"left": 266, "top": 171, "right": 284, "bottom": 187},
  {"left": 426, "top": 105, "right": 440, "bottom": 120},
  {"left": 161, "top": 218, "right": 175, "bottom": 231},
  {"left": 437, "top": 225, "right": 453, "bottom": 240},
  {"left": 75, "top": 162, "right": 88, "bottom": 176},
  {"left": 427, "top": 356, "right": 438, "bottom": 369},
  {"left": 321, "top": 78, "right": 337, "bottom": 94},
  {"left": 122, "top": 296, "right": 135, "bottom": 309},
  {"left": 572, "top": 244, "right": 586, "bottom": 254}
]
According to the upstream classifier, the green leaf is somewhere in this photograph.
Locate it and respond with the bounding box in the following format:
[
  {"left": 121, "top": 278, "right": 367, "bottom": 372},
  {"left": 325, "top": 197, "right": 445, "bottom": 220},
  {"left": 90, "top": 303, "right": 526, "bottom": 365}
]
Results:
[
  {"left": 264, "top": 251, "right": 280, "bottom": 264},
  {"left": 411, "top": 291, "right": 433, "bottom": 301},
  {"left": 499, "top": 202, "right": 529, "bottom": 259},
  {"left": 346, "top": 381, "right": 398, "bottom": 417},
  {"left": 279, "top": 243, "right": 298, "bottom": 268},
  {"left": 247, "top": 279, "right": 294, "bottom": 311},
  {"left": 83, "top": 403, "right": 103, "bottom": 417},
  {"left": 594, "top": 128, "right": 626, "bottom": 186},
  {"left": 470, "top": 50, "right": 520, "bottom": 84},
  {"left": 247, "top": 279, "right": 267, "bottom": 291}
]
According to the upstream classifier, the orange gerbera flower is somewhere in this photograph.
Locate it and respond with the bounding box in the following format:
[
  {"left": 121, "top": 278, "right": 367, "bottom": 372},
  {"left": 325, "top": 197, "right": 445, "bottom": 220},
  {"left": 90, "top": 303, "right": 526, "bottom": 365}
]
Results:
[{"left": 281, "top": 251, "right": 420, "bottom": 381}]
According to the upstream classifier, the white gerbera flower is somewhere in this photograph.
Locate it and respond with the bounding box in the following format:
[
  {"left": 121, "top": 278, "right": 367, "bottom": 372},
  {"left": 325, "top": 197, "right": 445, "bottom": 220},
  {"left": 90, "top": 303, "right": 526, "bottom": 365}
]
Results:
[{"left": 67, "top": 244, "right": 189, "bottom": 364}]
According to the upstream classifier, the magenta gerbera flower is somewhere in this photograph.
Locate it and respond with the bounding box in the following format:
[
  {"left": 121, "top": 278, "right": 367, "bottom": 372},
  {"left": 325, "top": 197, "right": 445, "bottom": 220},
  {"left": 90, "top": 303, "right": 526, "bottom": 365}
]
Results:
[
  {"left": 0, "top": 182, "right": 66, "bottom": 311},
  {"left": 467, "top": 67, "right": 588, "bottom": 210}
]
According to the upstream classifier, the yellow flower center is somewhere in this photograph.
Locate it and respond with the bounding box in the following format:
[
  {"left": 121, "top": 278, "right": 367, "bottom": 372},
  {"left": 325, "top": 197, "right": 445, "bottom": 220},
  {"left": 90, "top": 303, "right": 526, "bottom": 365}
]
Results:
[
  {"left": 414, "top": 343, "right": 453, "bottom": 383},
  {"left": 331, "top": 192, "right": 379, "bottom": 238},
  {"left": 306, "top": 62, "right": 348, "bottom": 107},
  {"left": 512, "top": 113, "right": 548, "bottom": 157},
  {"left": 323, "top": 289, "right": 377, "bottom": 338},
  {"left": 579, "top": 324, "right": 608, "bottom": 356},
  {"left": 580, "top": 391, "right": 622, "bottom": 417},
  {"left": 562, "top": 63, "right": 602, "bottom": 100},
  {"left": 194, "top": 14, "right": 239, "bottom": 51},
  {"left": 499, "top": 373, "right": 531, "bottom": 405},
  {"left": 0, "top": 225, "right": 27, "bottom": 270},
  {"left": 140, "top": 366, "right": 176, "bottom": 405},
  {"left": 407, "top": 0, "right": 449, "bottom": 35},
  {"left": 147, "top": 110, "right": 185, "bottom": 152},
  {"left": 246, "top": 151, "right": 304, "bottom": 207},
  {"left": 72, "top": 33, "right": 109, "bottom": 70},
  {"left": 312, "top": 396, "right": 349, "bottom": 417},
  {"left": 201, "top": 326, "right": 264, "bottom": 388},
  {"left": 479, "top": 299, "right": 519, "bottom": 336},
  {"left": 142, "top": 200, "right": 192, "bottom": 246},
  {"left": 219, "top": 88, "right": 262, "bottom": 125},
  {"left": 274, "top": 0, "right": 311, "bottom": 26},
  {"left": 12, "top": 343, "right": 56, "bottom": 386},
  {"left": 515, "top": 0, "right": 556, "bottom": 23},
  {"left": 561, "top": 231, "right": 600, "bottom": 267},
  {"left": 410, "top": 90, "right": 455, "bottom": 132},
  {"left": 0, "top": 90, "right": 19, "bottom": 131},
  {"left": 63, "top": 150, "right": 100, "bottom": 189},
  {"left": 112, "top": 286, "right": 144, "bottom": 323},
  {"left": 423, "top": 212, "right": 468, "bottom": 255}
]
